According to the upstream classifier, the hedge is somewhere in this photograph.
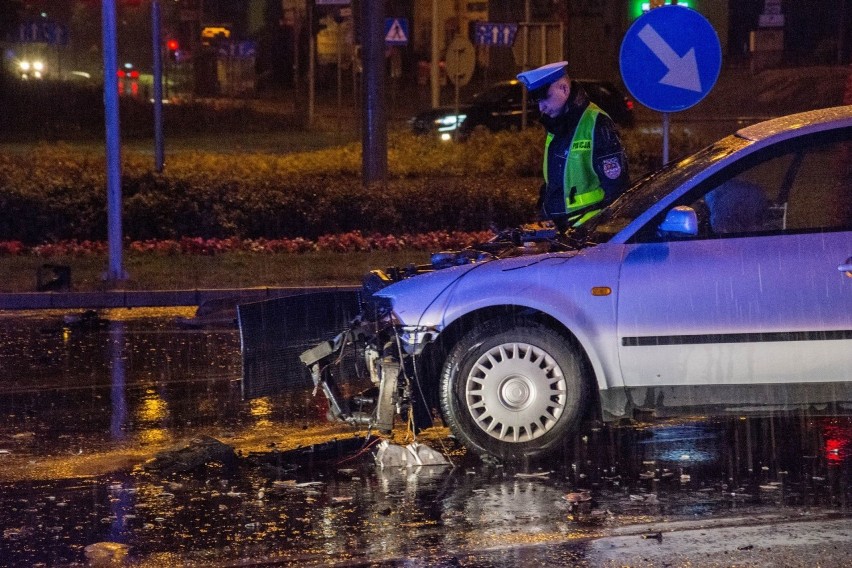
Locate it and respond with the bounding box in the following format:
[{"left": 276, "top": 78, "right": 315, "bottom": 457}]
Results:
[{"left": 0, "top": 126, "right": 706, "bottom": 244}]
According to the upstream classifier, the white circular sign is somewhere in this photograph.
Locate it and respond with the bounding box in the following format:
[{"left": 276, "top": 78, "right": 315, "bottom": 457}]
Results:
[{"left": 445, "top": 36, "right": 475, "bottom": 86}]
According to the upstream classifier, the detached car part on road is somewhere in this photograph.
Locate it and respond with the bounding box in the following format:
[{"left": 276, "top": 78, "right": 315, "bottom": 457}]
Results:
[{"left": 240, "top": 107, "right": 852, "bottom": 461}]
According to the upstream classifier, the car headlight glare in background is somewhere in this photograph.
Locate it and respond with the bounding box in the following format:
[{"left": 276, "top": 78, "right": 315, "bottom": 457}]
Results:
[
  {"left": 435, "top": 114, "right": 467, "bottom": 132},
  {"left": 18, "top": 60, "right": 45, "bottom": 78}
]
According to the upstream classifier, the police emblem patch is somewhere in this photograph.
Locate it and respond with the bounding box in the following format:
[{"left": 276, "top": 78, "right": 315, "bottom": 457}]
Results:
[{"left": 602, "top": 156, "right": 622, "bottom": 180}]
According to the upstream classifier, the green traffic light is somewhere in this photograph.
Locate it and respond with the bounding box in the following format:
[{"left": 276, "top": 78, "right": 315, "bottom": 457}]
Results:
[{"left": 630, "top": 1, "right": 692, "bottom": 19}]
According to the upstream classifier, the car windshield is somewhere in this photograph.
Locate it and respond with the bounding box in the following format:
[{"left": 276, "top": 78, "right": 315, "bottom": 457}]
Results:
[{"left": 570, "top": 135, "right": 751, "bottom": 245}]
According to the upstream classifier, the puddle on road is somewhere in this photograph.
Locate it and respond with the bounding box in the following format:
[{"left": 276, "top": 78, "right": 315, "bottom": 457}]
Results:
[{"left": 0, "top": 311, "right": 849, "bottom": 566}]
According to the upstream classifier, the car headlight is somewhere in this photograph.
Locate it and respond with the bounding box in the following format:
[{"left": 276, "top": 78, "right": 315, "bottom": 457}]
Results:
[
  {"left": 398, "top": 326, "right": 439, "bottom": 354},
  {"left": 435, "top": 114, "right": 467, "bottom": 132},
  {"left": 364, "top": 294, "right": 438, "bottom": 354}
]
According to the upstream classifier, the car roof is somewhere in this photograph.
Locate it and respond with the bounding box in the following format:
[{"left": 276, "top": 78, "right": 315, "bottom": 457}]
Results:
[
  {"left": 735, "top": 105, "right": 852, "bottom": 142},
  {"left": 489, "top": 78, "right": 613, "bottom": 89}
]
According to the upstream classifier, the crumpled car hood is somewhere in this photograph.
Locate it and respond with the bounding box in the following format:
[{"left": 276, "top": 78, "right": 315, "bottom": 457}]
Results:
[{"left": 374, "top": 251, "right": 578, "bottom": 327}]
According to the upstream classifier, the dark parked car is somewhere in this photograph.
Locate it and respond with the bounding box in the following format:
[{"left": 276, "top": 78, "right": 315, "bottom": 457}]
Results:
[{"left": 410, "top": 79, "right": 635, "bottom": 139}]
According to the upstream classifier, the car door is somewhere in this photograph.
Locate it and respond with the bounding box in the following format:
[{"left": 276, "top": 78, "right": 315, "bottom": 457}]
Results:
[{"left": 616, "top": 129, "right": 852, "bottom": 392}]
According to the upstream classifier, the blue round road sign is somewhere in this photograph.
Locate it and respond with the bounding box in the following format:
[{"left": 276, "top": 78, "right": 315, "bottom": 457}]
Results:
[{"left": 619, "top": 6, "right": 721, "bottom": 113}]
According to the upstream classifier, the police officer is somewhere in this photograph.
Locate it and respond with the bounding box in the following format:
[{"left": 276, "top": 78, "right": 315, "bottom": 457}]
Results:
[{"left": 517, "top": 61, "right": 629, "bottom": 230}]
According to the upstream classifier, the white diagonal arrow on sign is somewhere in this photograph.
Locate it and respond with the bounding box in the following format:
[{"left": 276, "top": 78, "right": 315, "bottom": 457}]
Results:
[{"left": 637, "top": 23, "right": 702, "bottom": 93}]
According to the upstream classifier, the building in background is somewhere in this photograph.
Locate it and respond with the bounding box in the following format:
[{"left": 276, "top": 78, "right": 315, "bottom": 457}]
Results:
[{"left": 1, "top": 1, "right": 849, "bottom": 97}]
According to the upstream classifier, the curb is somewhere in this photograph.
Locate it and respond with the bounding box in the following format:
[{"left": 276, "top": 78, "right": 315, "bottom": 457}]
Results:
[{"left": 0, "top": 286, "right": 360, "bottom": 311}]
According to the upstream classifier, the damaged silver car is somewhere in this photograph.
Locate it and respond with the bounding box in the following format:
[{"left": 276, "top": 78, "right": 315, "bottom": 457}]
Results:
[{"left": 239, "top": 107, "right": 852, "bottom": 461}]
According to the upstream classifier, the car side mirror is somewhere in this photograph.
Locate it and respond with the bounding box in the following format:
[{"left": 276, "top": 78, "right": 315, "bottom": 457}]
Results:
[{"left": 658, "top": 206, "right": 698, "bottom": 237}]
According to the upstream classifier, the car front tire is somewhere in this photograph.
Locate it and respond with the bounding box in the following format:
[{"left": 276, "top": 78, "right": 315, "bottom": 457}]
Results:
[{"left": 440, "top": 318, "right": 589, "bottom": 461}]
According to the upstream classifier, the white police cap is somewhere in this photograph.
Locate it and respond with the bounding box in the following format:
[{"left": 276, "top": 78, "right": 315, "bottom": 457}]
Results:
[{"left": 516, "top": 61, "right": 568, "bottom": 91}]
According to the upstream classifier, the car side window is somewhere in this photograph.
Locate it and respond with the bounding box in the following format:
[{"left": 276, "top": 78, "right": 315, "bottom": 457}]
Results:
[
  {"left": 702, "top": 177, "right": 770, "bottom": 234},
  {"left": 780, "top": 139, "right": 852, "bottom": 231},
  {"left": 645, "top": 129, "right": 852, "bottom": 241},
  {"left": 721, "top": 137, "right": 851, "bottom": 234}
]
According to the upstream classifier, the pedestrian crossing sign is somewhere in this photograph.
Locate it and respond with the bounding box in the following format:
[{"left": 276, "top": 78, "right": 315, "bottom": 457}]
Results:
[{"left": 384, "top": 18, "right": 408, "bottom": 45}]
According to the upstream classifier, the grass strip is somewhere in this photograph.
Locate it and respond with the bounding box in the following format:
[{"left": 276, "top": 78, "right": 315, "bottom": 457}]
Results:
[{"left": 0, "top": 250, "right": 434, "bottom": 293}]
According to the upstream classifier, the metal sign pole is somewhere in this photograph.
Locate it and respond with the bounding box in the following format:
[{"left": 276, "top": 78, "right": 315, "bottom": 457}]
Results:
[
  {"left": 520, "top": 0, "right": 530, "bottom": 130},
  {"left": 431, "top": 0, "right": 440, "bottom": 108},
  {"left": 453, "top": 64, "right": 461, "bottom": 141},
  {"left": 308, "top": 0, "right": 316, "bottom": 127},
  {"left": 152, "top": 0, "right": 164, "bottom": 173},
  {"left": 337, "top": 23, "right": 343, "bottom": 138}
]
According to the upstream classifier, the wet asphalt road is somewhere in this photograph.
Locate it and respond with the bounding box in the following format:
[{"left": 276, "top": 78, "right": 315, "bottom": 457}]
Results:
[{"left": 0, "top": 309, "right": 850, "bottom": 567}]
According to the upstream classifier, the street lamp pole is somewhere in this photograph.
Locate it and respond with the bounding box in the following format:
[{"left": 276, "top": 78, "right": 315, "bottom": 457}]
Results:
[
  {"left": 101, "top": 0, "right": 126, "bottom": 283},
  {"left": 360, "top": 0, "right": 387, "bottom": 185}
]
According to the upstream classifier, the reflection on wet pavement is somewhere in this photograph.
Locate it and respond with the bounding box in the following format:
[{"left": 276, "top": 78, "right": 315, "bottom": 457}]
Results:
[{"left": 0, "top": 310, "right": 849, "bottom": 566}]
